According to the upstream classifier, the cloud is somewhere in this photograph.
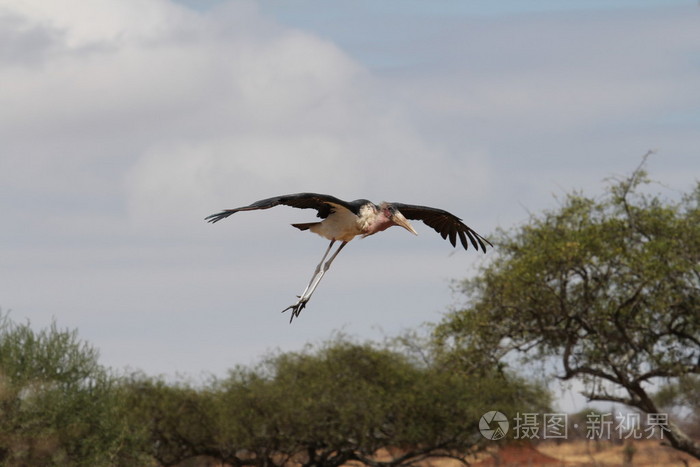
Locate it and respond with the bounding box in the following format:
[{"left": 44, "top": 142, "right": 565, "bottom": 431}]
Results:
[
  {"left": 0, "top": 0, "right": 193, "bottom": 47},
  {"left": 113, "top": 6, "right": 491, "bottom": 228},
  {"left": 1, "top": 0, "right": 490, "bottom": 235}
]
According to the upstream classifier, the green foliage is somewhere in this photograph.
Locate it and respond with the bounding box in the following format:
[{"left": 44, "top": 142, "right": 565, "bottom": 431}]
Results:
[
  {"left": 0, "top": 313, "right": 146, "bottom": 466},
  {"left": 434, "top": 162, "right": 700, "bottom": 459},
  {"left": 126, "top": 338, "right": 549, "bottom": 467},
  {"left": 122, "top": 376, "right": 218, "bottom": 466},
  {"left": 0, "top": 315, "right": 99, "bottom": 387},
  {"left": 0, "top": 313, "right": 548, "bottom": 467}
]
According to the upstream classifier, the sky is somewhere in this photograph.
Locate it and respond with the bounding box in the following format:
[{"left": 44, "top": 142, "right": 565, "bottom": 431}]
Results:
[{"left": 1, "top": 0, "right": 699, "bottom": 412}]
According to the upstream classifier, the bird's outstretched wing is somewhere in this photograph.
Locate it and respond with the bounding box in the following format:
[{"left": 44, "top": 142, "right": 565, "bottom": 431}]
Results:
[
  {"left": 391, "top": 203, "right": 492, "bottom": 252},
  {"left": 205, "top": 193, "right": 356, "bottom": 223}
]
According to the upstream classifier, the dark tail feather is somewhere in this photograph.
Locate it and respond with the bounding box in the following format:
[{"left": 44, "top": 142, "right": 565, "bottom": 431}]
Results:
[{"left": 291, "top": 222, "right": 318, "bottom": 231}]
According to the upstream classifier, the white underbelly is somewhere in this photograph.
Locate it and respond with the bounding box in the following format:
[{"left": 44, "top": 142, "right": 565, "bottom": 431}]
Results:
[{"left": 310, "top": 208, "right": 362, "bottom": 242}]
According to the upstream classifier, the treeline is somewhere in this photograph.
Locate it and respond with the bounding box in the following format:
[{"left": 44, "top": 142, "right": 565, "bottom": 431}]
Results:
[{"left": 0, "top": 314, "right": 548, "bottom": 466}]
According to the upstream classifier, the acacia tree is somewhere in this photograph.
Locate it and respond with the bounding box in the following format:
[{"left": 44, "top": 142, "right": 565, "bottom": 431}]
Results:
[
  {"left": 212, "top": 339, "right": 549, "bottom": 467},
  {"left": 123, "top": 377, "right": 220, "bottom": 466},
  {"left": 0, "top": 313, "right": 146, "bottom": 465},
  {"left": 129, "top": 338, "right": 549, "bottom": 466},
  {"left": 435, "top": 162, "right": 700, "bottom": 459}
]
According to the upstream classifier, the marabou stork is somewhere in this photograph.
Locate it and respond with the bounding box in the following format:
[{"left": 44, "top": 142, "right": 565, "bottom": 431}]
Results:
[{"left": 206, "top": 193, "right": 492, "bottom": 321}]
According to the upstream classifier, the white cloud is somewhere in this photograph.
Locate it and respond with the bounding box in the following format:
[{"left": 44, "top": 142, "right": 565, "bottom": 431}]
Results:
[
  {"left": 0, "top": 0, "right": 193, "bottom": 47},
  {"left": 2, "top": 0, "right": 493, "bottom": 241}
]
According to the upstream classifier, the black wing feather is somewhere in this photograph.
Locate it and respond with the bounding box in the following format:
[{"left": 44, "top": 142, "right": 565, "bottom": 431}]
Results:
[
  {"left": 205, "top": 193, "right": 358, "bottom": 223},
  {"left": 391, "top": 202, "right": 493, "bottom": 252}
]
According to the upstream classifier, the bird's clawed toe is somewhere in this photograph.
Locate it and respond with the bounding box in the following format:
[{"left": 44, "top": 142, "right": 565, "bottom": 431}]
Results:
[{"left": 282, "top": 300, "right": 307, "bottom": 323}]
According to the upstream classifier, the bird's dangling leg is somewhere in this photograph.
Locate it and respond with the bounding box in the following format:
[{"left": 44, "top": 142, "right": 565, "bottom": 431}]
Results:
[
  {"left": 297, "top": 240, "right": 335, "bottom": 300},
  {"left": 282, "top": 240, "right": 335, "bottom": 321},
  {"left": 283, "top": 240, "right": 348, "bottom": 322},
  {"left": 302, "top": 241, "right": 346, "bottom": 302}
]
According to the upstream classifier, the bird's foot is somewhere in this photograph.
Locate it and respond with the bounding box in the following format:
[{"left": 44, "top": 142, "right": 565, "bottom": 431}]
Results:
[{"left": 282, "top": 299, "right": 307, "bottom": 323}]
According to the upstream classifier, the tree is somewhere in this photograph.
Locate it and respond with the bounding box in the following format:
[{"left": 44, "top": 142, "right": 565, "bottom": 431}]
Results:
[
  {"left": 213, "top": 339, "right": 549, "bottom": 467},
  {"left": 129, "top": 338, "right": 549, "bottom": 466},
  {"left": 123, "top": 376, "right": 219, "bottom": 466},
  {"left": 0, "top": 313, "right": 146, "bottom": 465},
  {"left": 435, "top": 162, "right": 700, "bottom": 459}
]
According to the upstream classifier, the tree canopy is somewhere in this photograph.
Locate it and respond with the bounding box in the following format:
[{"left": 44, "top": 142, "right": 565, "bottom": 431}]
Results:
[
  {"left": 435, "top": 163, "right": 700, "bottom": 459},
  {"left": 0, "top": 312, "right": 548, "bottom": 466},
  {"left": 127, "top": 338, "right": 549, "bottom": 467},
  {"left": 0, "top": 313, "right": 146, "bottom": 465}
]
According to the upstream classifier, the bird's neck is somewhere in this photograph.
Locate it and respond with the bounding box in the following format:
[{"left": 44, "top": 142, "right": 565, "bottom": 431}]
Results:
[{"left": 359, "top": 205, "right": 392, "bottom": 236}]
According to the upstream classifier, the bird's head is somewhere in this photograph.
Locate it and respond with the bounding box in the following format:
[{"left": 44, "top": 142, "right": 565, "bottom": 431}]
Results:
[{"left": 380, "top": 203, "right": 418, "bottom": 236}]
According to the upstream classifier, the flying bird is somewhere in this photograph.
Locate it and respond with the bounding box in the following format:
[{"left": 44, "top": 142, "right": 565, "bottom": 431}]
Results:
[{"left": 206, "top": 193, "right": 492, "bottom": 322}]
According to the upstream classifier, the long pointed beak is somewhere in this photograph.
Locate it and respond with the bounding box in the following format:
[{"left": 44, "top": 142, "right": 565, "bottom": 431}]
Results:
[{"left": 392, "top": 211, "right": 418, "bottom": 235}]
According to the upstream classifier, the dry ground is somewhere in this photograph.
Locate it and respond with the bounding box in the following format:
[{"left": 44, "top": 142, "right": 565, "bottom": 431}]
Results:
[
  {"left": 469, "top": 439, "right": 700, "bottom": 466},
  {"left": 539, "top": 439, "right": 700, "bottom": 466},
  {"left": 175, "top": 440, "right": 700, "bottom": 467},
  {"left": 344, "top": 440, "right": 700, "bottom": 467}
]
